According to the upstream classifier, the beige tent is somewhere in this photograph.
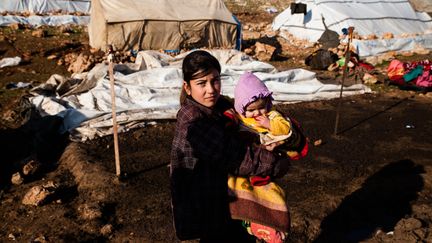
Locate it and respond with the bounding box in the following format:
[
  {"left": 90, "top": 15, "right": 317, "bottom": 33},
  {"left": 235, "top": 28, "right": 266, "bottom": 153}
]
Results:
[
  {"left": 89, "top": 0, "right": 240, "bottom": 51},
  {"left": 409, "top": 0, "right": 432, "bottom": 12}
]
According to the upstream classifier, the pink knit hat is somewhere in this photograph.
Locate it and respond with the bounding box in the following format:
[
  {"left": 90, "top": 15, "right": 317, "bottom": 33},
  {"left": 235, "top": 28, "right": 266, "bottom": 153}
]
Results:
[{"left": 234, "top": 72, "right": 273, "bottom": 115}]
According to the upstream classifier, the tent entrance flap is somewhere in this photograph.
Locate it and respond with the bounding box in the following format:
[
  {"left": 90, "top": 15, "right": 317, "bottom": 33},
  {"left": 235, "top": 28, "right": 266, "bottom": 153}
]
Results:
[
  {"left": 107, "top": 22, "right": 146, "bottom": 51},
  {"left": 103, "top": 20, "right": 237, "bottom": 52}
]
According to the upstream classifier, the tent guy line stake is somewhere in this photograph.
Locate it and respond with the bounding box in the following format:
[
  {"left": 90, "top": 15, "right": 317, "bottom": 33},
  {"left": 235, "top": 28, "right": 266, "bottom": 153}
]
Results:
[
  {"left": 334, "top": 26, "right": 354, "bottom": 136},
  {"left": 108, "top": 45, "right": 121, "bottom": 177}
]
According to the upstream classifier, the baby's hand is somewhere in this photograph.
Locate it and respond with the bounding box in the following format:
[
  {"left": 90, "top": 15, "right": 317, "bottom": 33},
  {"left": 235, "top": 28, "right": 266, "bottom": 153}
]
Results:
[{"left": 255, "top": 115, "right": 270, "bottom": 129}]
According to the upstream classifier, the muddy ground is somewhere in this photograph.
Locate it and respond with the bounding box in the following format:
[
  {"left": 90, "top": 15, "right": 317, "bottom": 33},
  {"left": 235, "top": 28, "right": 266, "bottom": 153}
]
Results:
[{"left": 1, "top": 5, "right": 432, "bottom": 243}]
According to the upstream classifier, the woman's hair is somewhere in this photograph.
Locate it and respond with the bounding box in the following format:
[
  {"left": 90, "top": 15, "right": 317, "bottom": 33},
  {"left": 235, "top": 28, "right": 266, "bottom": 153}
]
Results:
[{"left": 180, "top": 50, "right": 221, "bottom": 104}]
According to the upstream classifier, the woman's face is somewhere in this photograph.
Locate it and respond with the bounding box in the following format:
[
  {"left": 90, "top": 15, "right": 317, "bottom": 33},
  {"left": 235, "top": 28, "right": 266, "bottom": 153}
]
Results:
[{"left": 183, "top": 69, "right": 221, "bottom": 108}]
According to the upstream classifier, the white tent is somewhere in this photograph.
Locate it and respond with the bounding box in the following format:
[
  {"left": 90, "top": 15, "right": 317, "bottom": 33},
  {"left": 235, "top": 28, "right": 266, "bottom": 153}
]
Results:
[
  {"left": 410, "top": 0, "right": 432, "bottom": 13},
  {"left": 0, "top": 0, "right": 91, "bottom": 26},
  {"left": 272, "top": 0, "right": 432, "bottom": 56},
  {"left": 89, "top": 0, "right": 240, "bottom": 51}
]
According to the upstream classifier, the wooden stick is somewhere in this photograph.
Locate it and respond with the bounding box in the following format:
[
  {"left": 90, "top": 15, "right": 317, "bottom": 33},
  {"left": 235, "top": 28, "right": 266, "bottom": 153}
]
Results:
[
  {"left": 334, "top": 26, "right": 354, "bottom": 136},
  {"left": 108, "top": 48, "right": 121, "bottom": 177}
]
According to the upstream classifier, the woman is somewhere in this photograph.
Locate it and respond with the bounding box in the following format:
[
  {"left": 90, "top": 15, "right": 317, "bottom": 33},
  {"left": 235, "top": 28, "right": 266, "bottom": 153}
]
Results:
[{"left": 170, "top": 50, "right": 286, "bottom": 242}]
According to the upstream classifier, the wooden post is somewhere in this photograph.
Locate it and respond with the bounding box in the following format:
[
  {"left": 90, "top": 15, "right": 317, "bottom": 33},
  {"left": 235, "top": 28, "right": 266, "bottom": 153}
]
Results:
[
  {"left": 334, "top": 26, "right": 354, "bottom": 136},
  {"left": 107, "top": 46, "right": 121, "bottom": 177}
]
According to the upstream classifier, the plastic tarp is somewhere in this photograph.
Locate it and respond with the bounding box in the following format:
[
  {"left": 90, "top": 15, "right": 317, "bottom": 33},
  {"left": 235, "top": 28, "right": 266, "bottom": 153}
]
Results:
[
  {"left": 0, "top": 57, "right": 21, "bottom": 68},
  {"left": 352, "top": 33, "right": 432, "bottom": 57},
  {"left": 0, "top": 15, "right": 90, "bottom": 26},
  {"left": 273, "top": 0, "right": 432, "bottom": 57},
  {"left": 0, "top": 0, "right": 91, "bottom": 14},
  {"left": 29, "top": 49, "right": 371, "bottom": 141},
  {"left": 0, "top": 0, "right": 90, "bottom": 26}
]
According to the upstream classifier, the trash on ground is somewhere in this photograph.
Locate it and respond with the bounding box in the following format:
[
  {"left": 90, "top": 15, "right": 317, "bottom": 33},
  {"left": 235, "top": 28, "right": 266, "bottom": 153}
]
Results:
[
  {"left": 5, "top": 82, "right": 32, "bottom": 89},
  {"left": 266, "top": 7, "right": 278, "bottom": 14},
  {"left": 0, "top": 56, "right": 21, "bottom": 68}
]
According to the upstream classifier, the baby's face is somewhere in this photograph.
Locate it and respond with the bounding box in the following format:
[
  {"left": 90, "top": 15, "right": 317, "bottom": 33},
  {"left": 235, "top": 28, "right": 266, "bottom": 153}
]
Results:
[{"left": 244, "top": 98, "right": 269, "bottom": 118}]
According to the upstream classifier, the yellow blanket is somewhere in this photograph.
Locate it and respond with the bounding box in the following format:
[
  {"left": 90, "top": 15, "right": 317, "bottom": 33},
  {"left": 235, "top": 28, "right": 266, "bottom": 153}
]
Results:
[{"left": 227, "top": 176, "right": 290, "bottom": 232}]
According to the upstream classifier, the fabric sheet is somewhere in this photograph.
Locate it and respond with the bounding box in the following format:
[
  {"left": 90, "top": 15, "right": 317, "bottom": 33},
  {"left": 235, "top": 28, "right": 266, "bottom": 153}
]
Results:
[{"left": 29, "top": 49, "right": 371, "bottom": 141}]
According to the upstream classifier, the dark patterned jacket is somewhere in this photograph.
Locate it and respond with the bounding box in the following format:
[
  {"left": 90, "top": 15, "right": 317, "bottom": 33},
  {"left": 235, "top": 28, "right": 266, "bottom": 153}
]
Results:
[{"left": 170, "top": 96, "right": 287, "bottom": 240}]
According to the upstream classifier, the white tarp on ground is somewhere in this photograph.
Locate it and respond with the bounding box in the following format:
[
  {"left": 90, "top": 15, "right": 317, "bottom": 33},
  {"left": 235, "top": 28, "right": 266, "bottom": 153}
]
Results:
[
  {"left": 0, "top": 15, "right": 90, "bottom": 26},
  {"left": 273, "top": 0, "right": 432, "bottom": 57},
  {"left": 0, "top": 0, "right": 91, "bottom": 14},
  {"left": 0, "top": 0, "right": 90, "bottom": 26},
  {"left": 352, "top": 33, "right": 432, "bottom": 57},
  {"left": 0, "top": 57, "right": 21, "bottom": 68},
  {"left": 29, "top": 49, "right": 371, "bottom": 141}
]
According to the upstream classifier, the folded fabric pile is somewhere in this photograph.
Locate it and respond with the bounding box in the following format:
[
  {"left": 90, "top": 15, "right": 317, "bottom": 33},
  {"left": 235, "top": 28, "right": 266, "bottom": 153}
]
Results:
[{"left": 388, "top": 59, "right": 432, "bottom": 90}]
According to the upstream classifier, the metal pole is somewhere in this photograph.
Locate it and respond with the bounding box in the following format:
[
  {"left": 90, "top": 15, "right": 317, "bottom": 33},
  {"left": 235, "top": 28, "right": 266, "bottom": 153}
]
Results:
[
  {"left": 107, "top": 46, "right": 121, "bottom": 177},
  {"left": 334, "top": 26, "right": 354, "bottom": 136}
]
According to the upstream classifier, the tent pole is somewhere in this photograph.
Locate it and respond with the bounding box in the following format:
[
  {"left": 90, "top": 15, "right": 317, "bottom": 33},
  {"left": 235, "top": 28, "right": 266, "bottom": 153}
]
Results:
[
  {"left": 107, "top": 45, "right": 122, "bottom": 177},
  {"left": 334, "top": 26, "right": 354, "bottom": 136}
]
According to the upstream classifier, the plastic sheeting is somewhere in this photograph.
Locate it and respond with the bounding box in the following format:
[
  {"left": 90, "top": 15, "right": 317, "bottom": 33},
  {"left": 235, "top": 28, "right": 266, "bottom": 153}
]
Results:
[
  {"left": 0, "top": 0, "right": 91, "bottom": 14},
  {"left": 0, "top": 0, "right": 90, "bottom": 26},
  {"left": 352, "top": 33, "right": 432, "bottom": 57},
  {"left": 29, "top": 50, "right": 371, "bottom": 141},
  {"left": 0, "top": 15, "right": 90, "bottom": 26},
  {"left": 0, "top": 56, "right": 21, "bottom": 68},
  {"left": 273, "top": 0, "right": 432, "bottom": 57}
]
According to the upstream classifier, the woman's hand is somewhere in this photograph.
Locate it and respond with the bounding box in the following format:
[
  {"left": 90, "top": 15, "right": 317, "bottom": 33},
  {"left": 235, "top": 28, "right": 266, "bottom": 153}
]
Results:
[{"left": 263, "top": 141, "right": 284, "bottom": 151}]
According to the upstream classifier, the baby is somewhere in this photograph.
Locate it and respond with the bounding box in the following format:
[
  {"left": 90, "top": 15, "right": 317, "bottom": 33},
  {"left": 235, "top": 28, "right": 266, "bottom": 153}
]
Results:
[
  {"left": 234, "top": 72, "right": 308, "bottom": 162},
  {"left": 228, "top": 71, "right": 308, "bottom": 243}
]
